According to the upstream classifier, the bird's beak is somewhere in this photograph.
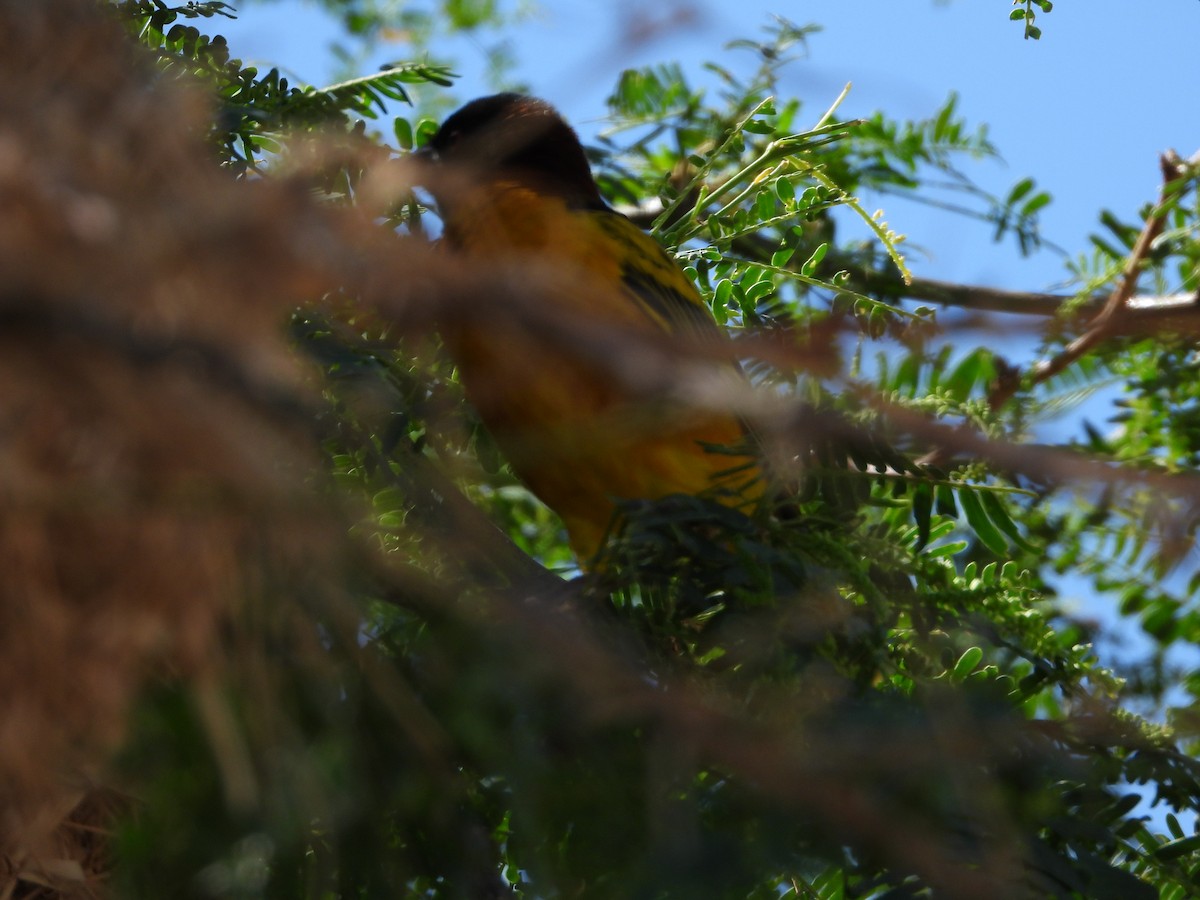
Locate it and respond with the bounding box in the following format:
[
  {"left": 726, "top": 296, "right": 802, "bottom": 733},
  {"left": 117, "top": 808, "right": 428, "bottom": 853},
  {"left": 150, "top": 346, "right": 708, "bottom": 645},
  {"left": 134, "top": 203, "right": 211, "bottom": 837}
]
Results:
[{"left": 410, "top": 144, "right": 438, "bottom": 166}]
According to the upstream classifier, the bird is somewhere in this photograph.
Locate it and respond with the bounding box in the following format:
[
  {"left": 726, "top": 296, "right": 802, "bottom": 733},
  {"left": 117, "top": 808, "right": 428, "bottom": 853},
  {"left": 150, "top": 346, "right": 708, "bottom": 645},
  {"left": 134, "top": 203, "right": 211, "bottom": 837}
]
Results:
[{"left": 412, "top": 93, "right": 762, "bottom": 564}]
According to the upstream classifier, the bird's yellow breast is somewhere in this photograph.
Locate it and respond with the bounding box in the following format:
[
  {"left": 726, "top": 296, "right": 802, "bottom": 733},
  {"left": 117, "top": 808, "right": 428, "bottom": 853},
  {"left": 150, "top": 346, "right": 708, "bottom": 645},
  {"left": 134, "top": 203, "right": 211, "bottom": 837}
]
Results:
[{"left": 437, "top": 179, "right": 760, "bottom": 560}]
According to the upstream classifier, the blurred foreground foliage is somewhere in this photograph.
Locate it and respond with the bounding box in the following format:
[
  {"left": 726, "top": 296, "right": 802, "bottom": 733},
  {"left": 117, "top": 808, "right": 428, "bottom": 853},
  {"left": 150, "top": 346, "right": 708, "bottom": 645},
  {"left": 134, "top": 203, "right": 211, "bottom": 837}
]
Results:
[{"left": 4, "top": 1, "right": 1199, "bottom": 898}]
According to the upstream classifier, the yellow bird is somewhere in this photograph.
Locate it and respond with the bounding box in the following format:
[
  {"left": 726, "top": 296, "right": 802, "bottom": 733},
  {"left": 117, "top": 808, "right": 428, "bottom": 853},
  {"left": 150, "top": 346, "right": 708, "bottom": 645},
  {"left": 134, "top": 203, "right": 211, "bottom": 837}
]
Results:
[{"left": 414, "top": 94, "right": 761, "bottom": 563}]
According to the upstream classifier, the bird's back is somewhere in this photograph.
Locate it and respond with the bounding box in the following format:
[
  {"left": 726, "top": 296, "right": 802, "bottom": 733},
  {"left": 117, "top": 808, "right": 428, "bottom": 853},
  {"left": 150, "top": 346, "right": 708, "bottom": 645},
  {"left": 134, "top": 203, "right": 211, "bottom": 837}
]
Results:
[{"left": 417, "top": 94, "right": 761, "bottom": 562}]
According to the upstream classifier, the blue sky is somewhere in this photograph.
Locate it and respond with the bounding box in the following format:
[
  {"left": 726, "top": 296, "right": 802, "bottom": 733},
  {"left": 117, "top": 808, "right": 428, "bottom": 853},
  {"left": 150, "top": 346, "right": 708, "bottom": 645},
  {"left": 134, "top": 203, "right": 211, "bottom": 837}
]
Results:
[{"left": 222, "top": 0, "right": 1200, "bottom": 299}]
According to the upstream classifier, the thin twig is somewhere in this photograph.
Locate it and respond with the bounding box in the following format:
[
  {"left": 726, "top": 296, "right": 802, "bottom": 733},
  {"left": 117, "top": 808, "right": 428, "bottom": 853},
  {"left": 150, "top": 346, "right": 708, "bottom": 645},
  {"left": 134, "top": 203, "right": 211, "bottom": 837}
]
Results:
[
  {"left": 993, "top": 153, "right": 1188, "bottom": 409},
  {"left": 904, "top": 154, "right": 1192, "bottom": 467}
]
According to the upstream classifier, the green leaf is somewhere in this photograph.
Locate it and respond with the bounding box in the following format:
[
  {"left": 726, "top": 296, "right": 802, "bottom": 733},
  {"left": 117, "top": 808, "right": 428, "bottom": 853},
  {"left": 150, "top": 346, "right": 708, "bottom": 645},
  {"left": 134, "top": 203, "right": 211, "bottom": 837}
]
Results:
[
  {"left": 932, "top": 93, "right": 956, "bottom": 142},
  {"left": 944, "top": 349, "right": 989, "bottom": 400},
  {"left": 800, "top": 242, "right": 828, "bottom": 277},
  {"left": 1009, "top": 177, "right": 1035, "bottom": 204},
  {"left": 935, "top": 484, "right": 957, "bottom": 517},
  {"left": 713, "top": 278, "right": 733, "bottom": 307},
  {"left": 958, "top": 488, "right": 1007, "bottom": 555},
  {"left": 912, "top": 482, "right": 933, "bottom": 550},
  {"left": 979, "top": 490, "right": 1038, "bottom": 553},
  {"left": 1154, "top": 834, "right": 1200, "bottom": 860},
  {"left": 925, "top": 539, "right": 969, "bottom": 559},
  {"left": 393, "top": 116, "right": 413, "bottom": 150},
  {"left": 1022, "top": 191, "right": 1052, "bottom": 216},
  {"left": 1142, "top": 598, "right": 1181, "bottom": 641},
  {"left": 1167, "top": 814, "right": 1185, "bottom": 840},
  {"left": 952, "top": 646, "right": 983, "bottom": 681}
]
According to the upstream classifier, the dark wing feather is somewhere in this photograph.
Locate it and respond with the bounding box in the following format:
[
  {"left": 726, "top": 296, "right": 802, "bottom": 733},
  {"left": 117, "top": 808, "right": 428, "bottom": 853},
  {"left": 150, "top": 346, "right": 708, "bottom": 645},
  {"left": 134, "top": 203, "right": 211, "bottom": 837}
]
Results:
[
  {"left": 587, "top": 208, "right": 761, "bottom": 461},
  {"left": 589, "top": 209, "right": 723, "bottom": 342}
]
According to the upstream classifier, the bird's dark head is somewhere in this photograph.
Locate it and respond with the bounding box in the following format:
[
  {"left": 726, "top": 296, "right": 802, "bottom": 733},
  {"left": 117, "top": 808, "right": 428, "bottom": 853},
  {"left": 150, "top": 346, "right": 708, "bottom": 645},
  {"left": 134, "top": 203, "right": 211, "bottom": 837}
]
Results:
[{"left": 415, "top": 93, "right": 604, "bottom": 209}]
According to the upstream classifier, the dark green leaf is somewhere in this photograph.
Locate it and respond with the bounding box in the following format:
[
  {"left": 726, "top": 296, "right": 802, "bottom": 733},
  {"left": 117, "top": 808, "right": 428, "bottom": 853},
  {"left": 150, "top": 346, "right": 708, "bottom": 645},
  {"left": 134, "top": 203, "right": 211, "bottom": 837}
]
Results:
[
  {"left": 912, "top": 482, "right": 933, "bottom": 550},
  {"left": 958, "top": 488, "right": 1008, "bottom": 555}
]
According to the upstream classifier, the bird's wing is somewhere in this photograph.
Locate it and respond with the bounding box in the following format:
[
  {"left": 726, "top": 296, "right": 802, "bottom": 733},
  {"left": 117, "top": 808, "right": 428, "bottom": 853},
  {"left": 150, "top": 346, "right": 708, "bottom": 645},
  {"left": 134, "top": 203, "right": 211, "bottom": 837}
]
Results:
[
  {"left": 587, "top": 206, "right": 758, "bottom": 459},
  {"left": 588, "top": 209, "right": 723, "bottom": 342}
]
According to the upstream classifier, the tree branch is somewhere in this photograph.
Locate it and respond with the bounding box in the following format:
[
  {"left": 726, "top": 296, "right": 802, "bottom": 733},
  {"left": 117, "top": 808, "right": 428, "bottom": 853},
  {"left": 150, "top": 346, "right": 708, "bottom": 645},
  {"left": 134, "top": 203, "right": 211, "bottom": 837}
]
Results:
[
  {"left": 837, "top": 259, "right": 1198, "bottom": 330},
  {"left": 618, "top": 193, "right": 1200, "bottom": 333},
  {"left": 991, "top": 153, "right": 1189, "bottom": 408}
]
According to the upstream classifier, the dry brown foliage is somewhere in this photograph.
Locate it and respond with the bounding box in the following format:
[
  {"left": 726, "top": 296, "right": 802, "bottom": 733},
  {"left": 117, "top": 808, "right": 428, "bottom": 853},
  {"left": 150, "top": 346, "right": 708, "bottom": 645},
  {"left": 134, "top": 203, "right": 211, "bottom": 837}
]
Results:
[{"left": 0, "top": 2, "right": 410, "bottom": 894}]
